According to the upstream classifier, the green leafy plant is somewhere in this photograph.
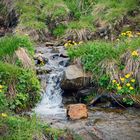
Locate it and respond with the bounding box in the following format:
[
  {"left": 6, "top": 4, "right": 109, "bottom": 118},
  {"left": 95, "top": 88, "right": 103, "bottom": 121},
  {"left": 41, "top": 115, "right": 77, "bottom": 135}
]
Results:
[
  {"left": 98, "top": 74, "right": 110, "bottom": 88},
  {"left": 0, "top": 62, "right": 41, "bottom": 112},
  {"left": 111, "top": 73, "right": 137, "bottom": 105},
  {"left": 83, "top": 92, "right": 97, "bottom": 103},
  {"left": 0, "top": 92, "right": 8, "bottom": 112},
  {"left": 9, "top": 93, "right": 29, "bottom": 111}
]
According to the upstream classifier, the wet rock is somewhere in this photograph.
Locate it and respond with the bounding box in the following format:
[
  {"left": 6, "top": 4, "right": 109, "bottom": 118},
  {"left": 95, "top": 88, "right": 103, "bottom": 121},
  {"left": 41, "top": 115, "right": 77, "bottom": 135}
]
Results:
[
  {"left": 76, "top": 88, "right": 94, "bottom": 102},
  {"left": 58, "top": 46, "right": 68, "bottom": 58},
  {"left": 61, "top": 65, "right": 92, "bottom": 90},
  {"left": 50, "top": 53, "right": 59, "bottom": 60},
  {"left": 35, "top": 46, "right": 49, "bottom": 54},
  {"left": 50, "top": 48, "right": 60, "bottom": 53},
  {"left": 37, "top": 74, "right": 49, "bottom": 91},
  {"left": 58, "top": 57, "right": 70, "bottom": 67},
  {"left": 34, "top": 53, "right": 48, "bottom": 65},
  {"left": 67, "top": 104, "right": 88, "bottom": 120},
  {"left": 45, "top": 42, "right": 55, "bottom": 46},
  {"left": 62, "top": 96, "right": 77, "bottom": 105},
  {"left": 36, "top": 65, "right": 52, "bottom": 74}
]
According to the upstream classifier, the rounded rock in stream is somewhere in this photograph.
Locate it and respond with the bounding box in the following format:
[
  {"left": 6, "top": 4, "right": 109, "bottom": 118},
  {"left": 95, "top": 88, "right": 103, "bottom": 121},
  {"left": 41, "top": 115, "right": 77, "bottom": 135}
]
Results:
[
  {"left": 61, "top": 65, "right": 92, "bottom": 90},
  {"left": 67, "top": 104, "right": 88, "bottom": 120}
]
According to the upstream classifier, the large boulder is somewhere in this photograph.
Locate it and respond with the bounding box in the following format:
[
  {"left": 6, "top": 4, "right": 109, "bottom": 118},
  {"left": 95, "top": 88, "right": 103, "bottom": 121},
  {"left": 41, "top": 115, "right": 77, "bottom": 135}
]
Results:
[
  {"left": 61, "top": 65, "right": 92, "bottom": 90},
  {"left": 67, "top": 104, "right": 88, "bottom": 120}
]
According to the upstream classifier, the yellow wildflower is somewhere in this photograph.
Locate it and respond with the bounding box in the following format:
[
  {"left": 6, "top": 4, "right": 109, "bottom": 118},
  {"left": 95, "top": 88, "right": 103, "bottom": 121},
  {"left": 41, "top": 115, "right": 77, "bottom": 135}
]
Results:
[
  {"left": 131, "top": 79, "right": 135, "bottom": 83},
  {"left": 116, "top": 39, "right": 119, "bottom": 41},
  {"left": 112, "top": 80, "right": 117, "bottom": 83},
  {"left": 126, "top": 31, "right": 132, "bottom": 34},
  {"left": 125, "top": 73, "right": 131, "bottom": 78},
  {"left": 127, "top": 34, "right": 133, "bottom": 38},
  {"left": 121, "top": 32, "right": 126, "bottom": 36},
  {"left": 129, "top": 87, "right": 134, "bottom": 90},
  {"left": 0, "top": 89, "right": 2, "bottom": 92},
  {"left": 64, "top": 43, "right": 68, "bottom": 47},
  {"left": 117, "top": 86, "right": 122, "bottom": 90},
  {"left": 0, "top": 85, "right": 3, "bottom": 89},
  {"left": 120, "top": 77, "right": 125, "bottom": 82},
  {"left": 1, "top": 113, "right": 8, "bottom": 117},
  {"left": 69, "top": 44, "right": 73, "bottom": 47},
  {"left": 74, "top": 42, "right": 77, "bottom": 46},
  {"left": 79, "top": 41, "right": 83, "bottom": 44},
  {"left": 126, "top": 83, "right": 131, "bottom": 87},
  {"left": 117, "top": 84, "right": 120, "bottom": 87},
  {"left": 132, "top": 51, "right": 139, "bottom": 57}
]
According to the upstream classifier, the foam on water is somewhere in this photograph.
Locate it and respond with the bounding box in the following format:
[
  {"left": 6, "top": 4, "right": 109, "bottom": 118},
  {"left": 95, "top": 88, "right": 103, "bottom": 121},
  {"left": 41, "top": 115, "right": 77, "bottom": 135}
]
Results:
[{"left": 34, "top": 56, "right": 67, "bottom": 118}]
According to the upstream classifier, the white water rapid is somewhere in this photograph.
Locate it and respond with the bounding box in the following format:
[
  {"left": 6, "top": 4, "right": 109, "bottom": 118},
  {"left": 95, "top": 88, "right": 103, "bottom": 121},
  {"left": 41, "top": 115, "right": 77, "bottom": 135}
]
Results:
[{"left": 33, "top": 46, "right": 68, "bottom": 118}]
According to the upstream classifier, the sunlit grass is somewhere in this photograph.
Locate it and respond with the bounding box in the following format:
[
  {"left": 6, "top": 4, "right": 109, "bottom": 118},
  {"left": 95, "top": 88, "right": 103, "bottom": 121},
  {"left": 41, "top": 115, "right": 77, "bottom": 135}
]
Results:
[{"left": 0, "top": 35, "right": 34, "bottom": 60}]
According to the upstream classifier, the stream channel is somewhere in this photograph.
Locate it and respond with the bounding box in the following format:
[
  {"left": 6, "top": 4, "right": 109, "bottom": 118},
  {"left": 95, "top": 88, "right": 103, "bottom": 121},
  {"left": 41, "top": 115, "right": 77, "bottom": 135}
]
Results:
[{"left": 33, "top": 44, "right": 140, "bottom": 140}]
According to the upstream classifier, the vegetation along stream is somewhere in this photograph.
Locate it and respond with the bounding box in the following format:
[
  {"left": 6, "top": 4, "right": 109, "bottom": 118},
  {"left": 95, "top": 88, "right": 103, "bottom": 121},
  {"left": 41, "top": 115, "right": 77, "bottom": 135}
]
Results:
[{"left": 0, "top": 0, "right": 140, "bottom": 140}]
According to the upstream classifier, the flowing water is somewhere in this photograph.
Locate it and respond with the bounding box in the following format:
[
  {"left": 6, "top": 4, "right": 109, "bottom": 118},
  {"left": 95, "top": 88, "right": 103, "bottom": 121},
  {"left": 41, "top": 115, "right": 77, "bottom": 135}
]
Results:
[{"left": 33, "top": 45, "right": 68, "bottom": 118}]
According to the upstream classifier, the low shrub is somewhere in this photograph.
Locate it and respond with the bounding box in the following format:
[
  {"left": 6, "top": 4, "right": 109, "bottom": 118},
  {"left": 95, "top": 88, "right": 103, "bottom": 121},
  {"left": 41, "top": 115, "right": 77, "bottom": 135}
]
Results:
[{"left": 0, "top": 62, "right": 41, "bottom": 112}]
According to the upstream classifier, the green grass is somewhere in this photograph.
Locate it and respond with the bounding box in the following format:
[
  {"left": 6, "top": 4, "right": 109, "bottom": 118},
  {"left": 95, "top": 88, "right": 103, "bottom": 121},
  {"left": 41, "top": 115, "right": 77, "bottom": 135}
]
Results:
[
  {"left": 15, "top": 0, "right": 47, "bottom": 30},
  {"left": 0, "top": 35, "right": 34, "bottom": 61},
  {"left": 15, "top": 0, "right": 68, "bottom": 30},
  {"left": 0, "top": 114, "right": 81, "bottom": 140},
  {"left": 68, "top": 15, "right": 95, "bottom": 31},
  {"left": 0, "top": 115, "right": 42, "bottom": 140},
  {"left": 11, "top": 0, "right": 139, "bottom": 37},
  {"left": 53, "top": 24, "right": 67, "bottom": 37},
  {"left": 92, "top": 0, "right": 139, "bottom": 23},
  {"left": 68, "top": 37, "right": 140, "bottom": 75},
  {"left": 68, "top": 40, "right": 117, "bottom": 73}
]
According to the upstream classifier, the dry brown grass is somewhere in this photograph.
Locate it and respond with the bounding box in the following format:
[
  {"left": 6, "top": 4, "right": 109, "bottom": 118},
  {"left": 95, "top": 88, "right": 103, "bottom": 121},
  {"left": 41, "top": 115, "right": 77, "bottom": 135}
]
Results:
[
  {"left": 99, "top": 48, "right": 140, "bottom": 84},
  {"left": 65, "top": 29, "right": 94, "bottom": 41},
  {"left": 122, "top": 49, "right": 140, "bottom": 78},
  {"left": 99, "top": 59, "right": 120, "bottom": 81}
]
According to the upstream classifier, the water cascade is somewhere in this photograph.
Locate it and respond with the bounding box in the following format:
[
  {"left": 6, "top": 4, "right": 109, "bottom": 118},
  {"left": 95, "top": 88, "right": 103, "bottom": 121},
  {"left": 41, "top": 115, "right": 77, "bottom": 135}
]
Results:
[{"left": 33, "top": 45, "right": 69, "bottom": 118}]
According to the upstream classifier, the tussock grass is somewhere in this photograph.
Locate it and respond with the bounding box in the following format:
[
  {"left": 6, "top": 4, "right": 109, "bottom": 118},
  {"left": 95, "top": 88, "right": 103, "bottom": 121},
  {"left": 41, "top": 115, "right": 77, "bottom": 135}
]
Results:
[
  {"left": 0, "top": 35, "right": 34, "bottom": 61},
  {"left": 92, "top": 0, "right": 139, "bottom": 23}
]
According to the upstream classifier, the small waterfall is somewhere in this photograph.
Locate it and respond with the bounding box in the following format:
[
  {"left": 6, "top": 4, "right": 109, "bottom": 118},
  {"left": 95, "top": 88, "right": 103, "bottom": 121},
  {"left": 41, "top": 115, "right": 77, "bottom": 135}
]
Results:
[
  {"left": 34, "top": 46, "right": 68, "bottom": 118},
  {"left": 34, "top": 71, "right": 66, "bottom": 117}
]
